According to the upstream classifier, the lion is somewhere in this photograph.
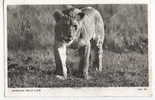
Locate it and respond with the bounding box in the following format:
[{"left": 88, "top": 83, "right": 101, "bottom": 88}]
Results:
[{"left": 53, "top": 6, "right": 105, "bottom": 80}]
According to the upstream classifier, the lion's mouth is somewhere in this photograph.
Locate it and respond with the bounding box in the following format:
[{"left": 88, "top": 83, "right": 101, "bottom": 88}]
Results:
[{"left": 64, "top": 37, "right": 73, "bottom": 42}]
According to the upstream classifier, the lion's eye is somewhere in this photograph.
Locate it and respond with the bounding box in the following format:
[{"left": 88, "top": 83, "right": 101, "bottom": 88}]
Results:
[{"left": 73, "top": 25, "right": 77, "bottom": 30}]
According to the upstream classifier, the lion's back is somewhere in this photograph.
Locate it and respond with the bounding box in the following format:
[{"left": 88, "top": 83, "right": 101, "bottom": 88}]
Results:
[{"left": 80, "top": 7, "right": 105, "bottom": 41}]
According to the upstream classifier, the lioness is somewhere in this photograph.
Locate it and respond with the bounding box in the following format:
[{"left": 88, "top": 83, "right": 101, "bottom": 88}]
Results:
[{"left": 53, "top": 7, "right": 105, "bottom": 79}]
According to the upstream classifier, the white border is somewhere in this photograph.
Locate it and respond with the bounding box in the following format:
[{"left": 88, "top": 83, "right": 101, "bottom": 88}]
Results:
[
  {"left": 0, "top": 0, "right": 4, "bottom": 99},
  {"left": 4, "top": 0, "right": 152, "bottom": 97},
  {"left": 6, "top": 87, "right": 152, "bottom": 96},
  {"left": 6, "top": 0, "right": 148, "bottom": 5}
]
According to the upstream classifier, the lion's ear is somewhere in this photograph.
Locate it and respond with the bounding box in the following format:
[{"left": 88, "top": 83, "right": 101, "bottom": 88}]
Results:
[
  {"left": 76, "top": 12, "right": 85, "bottom": 21},
  {"left": 53, "top": 10, "right": 64, "bottom": 22}
]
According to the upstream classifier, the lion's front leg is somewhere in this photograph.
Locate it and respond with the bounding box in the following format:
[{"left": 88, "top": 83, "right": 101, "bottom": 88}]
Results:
[
  {"left": 54, "top": 45, "right": 67, "bottom": 79},
  {"left": 79, "top": 42, "right": 91, "bottom": 79}
]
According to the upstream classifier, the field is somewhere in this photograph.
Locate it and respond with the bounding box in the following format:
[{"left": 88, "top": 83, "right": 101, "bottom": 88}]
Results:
[
  {"left": 7, "top": 5, "right": 149, "bottom": 87},
  {"left": 8, "top": 49, "right": 148, "bottom": 87}
]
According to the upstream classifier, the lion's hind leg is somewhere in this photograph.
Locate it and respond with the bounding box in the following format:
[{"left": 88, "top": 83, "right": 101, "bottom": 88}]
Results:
[
  {"left": 97, "top": 39, "right": 103, "bottom": 72},
  {"left": 91, "top": 39, "right": 103, "bottom": 72}
]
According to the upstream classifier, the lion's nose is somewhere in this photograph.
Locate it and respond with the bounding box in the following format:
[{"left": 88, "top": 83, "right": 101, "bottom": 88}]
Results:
[{"left": 68, "top": 34, "right": 72, "bottom": 38}]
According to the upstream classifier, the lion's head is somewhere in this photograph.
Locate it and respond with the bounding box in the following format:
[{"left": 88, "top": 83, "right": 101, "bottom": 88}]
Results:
[{"left": 54, "top": 8, "right": 85, "bottom": 43}]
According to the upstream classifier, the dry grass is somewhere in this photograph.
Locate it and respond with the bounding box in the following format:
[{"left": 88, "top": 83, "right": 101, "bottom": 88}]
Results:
[{"left": 8, "top": 49, "right": 148, "bottom": 87}]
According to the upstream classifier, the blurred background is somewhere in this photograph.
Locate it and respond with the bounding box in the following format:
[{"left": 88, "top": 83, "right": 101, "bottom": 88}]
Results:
[
  {"left": 7, "top": 5, "right": 148, "bottom": 87},
  {"left": 7, "top": 5, "right": 148, "bottom": 53}
]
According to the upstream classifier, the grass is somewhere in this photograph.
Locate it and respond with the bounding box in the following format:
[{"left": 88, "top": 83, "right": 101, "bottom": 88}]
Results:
[{"left": 8, "top": 49, "right": 149, "bottom": 88}]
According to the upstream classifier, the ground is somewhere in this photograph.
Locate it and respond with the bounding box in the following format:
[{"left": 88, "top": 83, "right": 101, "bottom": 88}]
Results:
[{"left": 8, "top": 49, "right": 148, "bottom": 87}]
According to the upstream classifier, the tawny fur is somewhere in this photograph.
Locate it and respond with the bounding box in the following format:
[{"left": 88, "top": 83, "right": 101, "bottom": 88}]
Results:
[{"left": 54, "top": 7, "right": 105, "bottom": 79}]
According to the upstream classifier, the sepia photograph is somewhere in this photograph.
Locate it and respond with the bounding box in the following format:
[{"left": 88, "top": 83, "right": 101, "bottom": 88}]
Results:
[{"left": 5, "top": 0, "right": 151, "bottom": 96}]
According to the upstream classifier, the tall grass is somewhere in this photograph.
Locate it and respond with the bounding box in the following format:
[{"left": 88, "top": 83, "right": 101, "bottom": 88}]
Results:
[{"left": 7, "top": 5, "right": 148, "bottom": 53}]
